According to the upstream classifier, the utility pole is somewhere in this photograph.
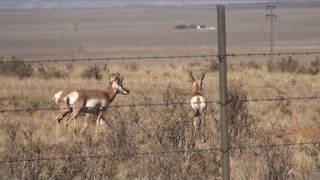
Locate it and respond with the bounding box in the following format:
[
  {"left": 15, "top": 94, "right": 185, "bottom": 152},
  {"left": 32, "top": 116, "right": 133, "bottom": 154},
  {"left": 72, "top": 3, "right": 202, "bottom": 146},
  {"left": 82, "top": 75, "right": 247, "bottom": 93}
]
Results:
[
  {"left": 266, "top": 4, "right": 276, "bottom": 61},
  {"left": 217, "top": 5, "right": 230, "bottom": 180}
]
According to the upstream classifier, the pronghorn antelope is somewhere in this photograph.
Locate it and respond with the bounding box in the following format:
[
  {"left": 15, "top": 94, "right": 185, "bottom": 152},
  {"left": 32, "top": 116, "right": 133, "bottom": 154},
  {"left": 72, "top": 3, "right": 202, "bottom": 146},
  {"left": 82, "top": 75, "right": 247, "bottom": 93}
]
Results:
[
  {"left": 189, "top": 71, "right": 207, "bottom": 140},
  {"left": 53, "top": 73, "right": 130, "bottom": 134}
]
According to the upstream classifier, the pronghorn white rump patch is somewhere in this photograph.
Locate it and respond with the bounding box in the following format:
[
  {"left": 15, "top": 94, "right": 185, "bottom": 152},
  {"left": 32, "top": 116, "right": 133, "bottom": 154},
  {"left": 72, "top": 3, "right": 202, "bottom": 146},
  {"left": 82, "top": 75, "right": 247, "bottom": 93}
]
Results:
[
  {"left": 53, "top": 90, "right": 63, "bottom": 104},
  {"left": 190, "top": 95, "right": 206, "bottom": 111},
  {"left": 64, "top": 91, "right": 80, "bottom": 105}
]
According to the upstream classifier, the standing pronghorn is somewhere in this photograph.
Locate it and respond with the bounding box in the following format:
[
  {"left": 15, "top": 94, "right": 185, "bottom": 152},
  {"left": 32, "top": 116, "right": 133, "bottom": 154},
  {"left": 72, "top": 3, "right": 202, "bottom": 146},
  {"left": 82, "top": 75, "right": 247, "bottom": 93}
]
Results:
[
  {"left": 54, "top": 73, "right": 130, "bottom": 134},
  {"left": 189, "top": 71, "right": 207, "bottom": 140}
]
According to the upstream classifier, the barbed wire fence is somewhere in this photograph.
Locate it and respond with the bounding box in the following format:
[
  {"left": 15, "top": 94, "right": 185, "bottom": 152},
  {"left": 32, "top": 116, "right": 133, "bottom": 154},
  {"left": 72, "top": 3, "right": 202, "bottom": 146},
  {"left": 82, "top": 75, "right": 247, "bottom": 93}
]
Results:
[
  {"left": 0, "top": 5, "right": 319, "bottom": 179},
  {"left": 0, "top": 140, "right": 319, "bottom": 164},
  {"left": 0, "top": 51, "right": 319, "bottom": 64},
  {"left": 1, "top": 95, "right": 320, "bottom": 113},
  {"left": 0, "top": 50, "right": 319, "bottom": 92}
]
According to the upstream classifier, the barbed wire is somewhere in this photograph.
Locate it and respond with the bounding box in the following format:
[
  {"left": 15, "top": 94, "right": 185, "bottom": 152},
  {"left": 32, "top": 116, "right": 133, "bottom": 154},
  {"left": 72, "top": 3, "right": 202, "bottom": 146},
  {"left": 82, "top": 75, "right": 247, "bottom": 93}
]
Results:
[
  {"left": 243, "top": 96, "right": 320, "bottom": 103},
  {"left": 225, "top": 51, "right": 320, "bottom": 57},
  {"left": 0, "top": 140, "right": 319, "bottom": 164},
  {"left": 0, "top": 51, "right": 319, "bottom": 64},
  {"left": 0, "top": 100, "right": 218, "bottom": 113},
  {"left": 0, "top": 54, "right": 216, "bottom": 64},
  {"left": 0, "top": 147, "right": 215, "bottom": 164},
  {"left": 1, "top": 95, "right": 320, "bottom": 113},
  {"left": 232, "top": 140, "right": 320, "bottom": 151},
  {"left": 0, "top": 82, "right": 108, "bottom": 91}
]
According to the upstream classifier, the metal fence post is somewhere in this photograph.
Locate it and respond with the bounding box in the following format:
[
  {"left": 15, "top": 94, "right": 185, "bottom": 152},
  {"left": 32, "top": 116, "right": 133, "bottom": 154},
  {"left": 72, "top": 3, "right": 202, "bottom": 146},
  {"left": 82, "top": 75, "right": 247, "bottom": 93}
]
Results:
[{"left": 217, "top": 5, "right": 230, "bottom": 180}]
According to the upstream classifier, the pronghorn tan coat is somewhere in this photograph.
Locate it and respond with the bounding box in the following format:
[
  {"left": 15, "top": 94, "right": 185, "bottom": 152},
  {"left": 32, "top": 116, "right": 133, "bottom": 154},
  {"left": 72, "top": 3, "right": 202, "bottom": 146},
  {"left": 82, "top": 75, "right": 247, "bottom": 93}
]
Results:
[{"left": 54, "top": 73, "right": 130, "bottom": 134}]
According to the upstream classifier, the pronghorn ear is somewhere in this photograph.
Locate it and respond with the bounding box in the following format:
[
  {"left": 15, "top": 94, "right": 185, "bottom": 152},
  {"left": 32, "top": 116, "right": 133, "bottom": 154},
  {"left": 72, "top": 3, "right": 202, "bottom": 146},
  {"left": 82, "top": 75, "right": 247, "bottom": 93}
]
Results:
[
  {"left": 188, "top": 71, "right": 195, "bottom": 82},
  {"left": 200, "top": 72, "right": 206, "bottom": 89}
]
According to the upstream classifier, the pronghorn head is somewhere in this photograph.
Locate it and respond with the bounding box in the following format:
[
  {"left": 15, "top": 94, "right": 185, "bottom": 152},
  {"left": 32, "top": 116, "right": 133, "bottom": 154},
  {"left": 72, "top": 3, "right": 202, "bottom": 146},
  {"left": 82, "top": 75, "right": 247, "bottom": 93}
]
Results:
[
  {"left": 189, "top": 71, "right": 206, "bottom": 94},
  {"left": 109, "top": 73, "right": 130, "bottom": 95}
]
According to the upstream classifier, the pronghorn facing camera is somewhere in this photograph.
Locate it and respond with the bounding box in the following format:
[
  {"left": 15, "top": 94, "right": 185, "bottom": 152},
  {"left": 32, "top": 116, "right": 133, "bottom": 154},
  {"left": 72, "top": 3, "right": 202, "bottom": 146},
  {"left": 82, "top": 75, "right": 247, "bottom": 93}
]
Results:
[
  {"left": 53, "top": 73, "right": 130, "bottom": 134},
  {"left": 189, "top": 71, "right": 207, "bottom": 140}
]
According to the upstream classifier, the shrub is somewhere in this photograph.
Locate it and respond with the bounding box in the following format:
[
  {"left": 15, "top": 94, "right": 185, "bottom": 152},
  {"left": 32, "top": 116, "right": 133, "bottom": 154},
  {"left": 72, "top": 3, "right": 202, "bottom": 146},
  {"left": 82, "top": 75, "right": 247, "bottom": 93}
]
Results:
[
  {"left": 0, "top": 56, "right": 33, "bottom": 78},
  {"left": 124, "top": 62, "right": 138, "bottom": 72},
  {"left": 81, "top": 65, "right": 102, "bottom": 79},
  {"left": 227, "top": 82, "right": 256, "bottom": 147},
  {"left": 37, "top": 64, "right": 68, "bottom": 79},
  {"left": 310, "top": 57, "right": 320, "bottom": 67},
  {"left": 209, "top": 61, "right": 219, "bottom": 71},
  {"left": 240, "top": 60, "right": 261, "bottom": 69},
  {"left": 278, "top": 56, "right": 299, "bottom": 73},
  {"left": 264, "top": 148, "right": 294, "bottom": 180},
  {"left": 267, "top": 56, "right": 319, "bottom": 75}
]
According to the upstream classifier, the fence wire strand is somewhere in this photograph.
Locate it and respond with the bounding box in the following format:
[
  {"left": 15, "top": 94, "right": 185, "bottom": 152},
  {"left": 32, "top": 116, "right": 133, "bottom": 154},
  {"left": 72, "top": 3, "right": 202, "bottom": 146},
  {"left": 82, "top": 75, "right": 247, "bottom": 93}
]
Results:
[
  {"left": 232, "top": 140, "right": 320, "bottom": 151},
  {"left": 1, "top": 95, "right": 320, "bottom": 113},
  {"left": 0, "top": 148, "right": 216, "bottom": 164},
  {"left": 0, "top": 101, "right": 218, "bottom": 113},
  {"left": 0, "top": 51, "right": 319, "bottom": 64},
  {"left": 0, "top": 140, "right": 319, "bottom": 164},
  {"left": 0, "top": 54, "right": 216, "bottom": 64},
  {"left": 225, "top": 51, "right": 320, "bottom": 57}
]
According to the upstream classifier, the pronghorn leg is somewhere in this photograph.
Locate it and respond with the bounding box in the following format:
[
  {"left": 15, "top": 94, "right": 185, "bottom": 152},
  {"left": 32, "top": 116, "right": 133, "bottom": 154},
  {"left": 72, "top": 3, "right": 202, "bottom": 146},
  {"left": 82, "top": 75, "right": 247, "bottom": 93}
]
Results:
[
  {"left": 79, "top": 113, "right": 91, "bottom": 134},
  {"left": 56, "top": 99, "right": 73, "bottom": 124},
  {"left": 96, "top": 110, "right": 103, "bottom": 124},
  {"left": 192, "top": 116, "right": 199, "bottom": 139},
  {"left": 56, "top": 111, "right": 72, "bottom": 137},
  {"left": 73, "top": 117, "right": 77, "bottom": 135},
  {"left": 94, "top": 110, "right": 103, "bottom": 134},
  {"left": 200, "top": 109, "right": 208, "bottom": 143},
  {"left": 55, "top": 108, "right": 72, "bottom": 124},
  {"left": 64, "top": 108, "right": 82, "bottom": 136}
]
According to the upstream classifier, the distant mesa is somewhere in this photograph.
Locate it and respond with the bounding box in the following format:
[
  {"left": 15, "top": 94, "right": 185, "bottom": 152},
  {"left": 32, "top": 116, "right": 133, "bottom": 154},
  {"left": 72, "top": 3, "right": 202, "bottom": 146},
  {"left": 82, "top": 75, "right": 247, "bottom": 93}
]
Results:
[{"left": 175, "top": 24, "right": 216, "bottom": 31}]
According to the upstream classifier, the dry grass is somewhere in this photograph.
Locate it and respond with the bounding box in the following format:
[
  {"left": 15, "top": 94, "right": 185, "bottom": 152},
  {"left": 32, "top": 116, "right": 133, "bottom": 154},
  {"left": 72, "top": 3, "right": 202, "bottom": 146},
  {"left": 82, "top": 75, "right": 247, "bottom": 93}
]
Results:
[{"left": 0, "top": 57, "right": 320, "bottom": 179}]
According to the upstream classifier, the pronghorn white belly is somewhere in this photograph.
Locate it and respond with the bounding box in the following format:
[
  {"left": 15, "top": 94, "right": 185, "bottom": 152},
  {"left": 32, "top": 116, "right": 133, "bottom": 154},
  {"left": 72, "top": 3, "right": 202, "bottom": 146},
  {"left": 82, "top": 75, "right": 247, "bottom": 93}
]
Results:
[
  {"left": 84, "top": 99, "right": 108, "bottom": 114},
  {"left": 85, "top": 99, "right": 107, "bottom": 108},
  {"left": 190, "top": 95, "right": 206, "bottom": 111}
]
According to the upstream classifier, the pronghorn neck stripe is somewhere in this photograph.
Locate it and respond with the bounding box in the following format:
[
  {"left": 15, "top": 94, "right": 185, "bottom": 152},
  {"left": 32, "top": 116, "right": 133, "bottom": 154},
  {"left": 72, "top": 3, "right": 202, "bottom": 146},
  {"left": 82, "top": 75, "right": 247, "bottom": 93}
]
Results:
[
  {"left": 106, "top": 85, "right": 118, "bottom": 104},
  {"left": 193, "top": 82, "right": 201, "bottom": 95}
]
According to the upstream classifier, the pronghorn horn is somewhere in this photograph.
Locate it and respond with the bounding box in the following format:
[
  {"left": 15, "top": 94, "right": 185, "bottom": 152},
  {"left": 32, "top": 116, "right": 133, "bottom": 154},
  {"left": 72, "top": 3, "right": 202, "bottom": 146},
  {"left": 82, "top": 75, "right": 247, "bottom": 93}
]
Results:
[
  {"left": 201, "top": 72, "right": 206, "bottom": 82},
  {"left": 109, "top": 73, "right": 116, "bottom": 82},
  {"left": 120, "top": 75, "right": 124, "bottom": 82},
  {"left": 117, "top": 74, "right": 123, "bottom": 82},
  {"left": 188, "top": 71, "right": 195, "bottom": 81}
]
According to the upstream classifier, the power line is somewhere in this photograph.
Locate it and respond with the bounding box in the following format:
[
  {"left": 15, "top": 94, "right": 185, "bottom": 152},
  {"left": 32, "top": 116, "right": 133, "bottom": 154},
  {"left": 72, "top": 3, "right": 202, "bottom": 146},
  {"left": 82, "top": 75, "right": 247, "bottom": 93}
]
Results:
[{"left": 265, "top": 4, "right": 277, "bottom": 61}]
